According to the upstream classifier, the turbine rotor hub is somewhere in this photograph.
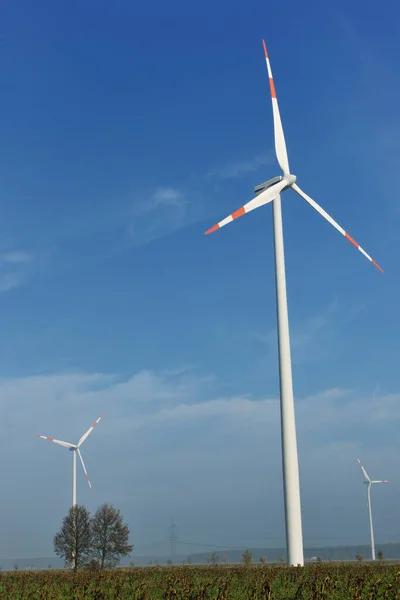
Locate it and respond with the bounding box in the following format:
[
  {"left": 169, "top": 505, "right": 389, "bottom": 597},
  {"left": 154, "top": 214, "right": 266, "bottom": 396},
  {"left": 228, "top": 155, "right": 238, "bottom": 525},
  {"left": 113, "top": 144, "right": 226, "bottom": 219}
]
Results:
[{"left": 284, "top": 174, "right": 296, "bottom": 186}]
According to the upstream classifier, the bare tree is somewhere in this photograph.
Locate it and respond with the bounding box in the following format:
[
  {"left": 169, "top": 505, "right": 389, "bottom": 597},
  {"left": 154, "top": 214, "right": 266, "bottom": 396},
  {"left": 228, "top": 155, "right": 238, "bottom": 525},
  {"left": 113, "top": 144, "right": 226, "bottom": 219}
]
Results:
[
  {"left": 54, "top": 505, "right": 92, "bottom": 571},
  {"left": 208, "top": 552, "right": 218, "bottom": 566},
  {"left": 91, "top": 503, "right": 133, "bottom": 569}
]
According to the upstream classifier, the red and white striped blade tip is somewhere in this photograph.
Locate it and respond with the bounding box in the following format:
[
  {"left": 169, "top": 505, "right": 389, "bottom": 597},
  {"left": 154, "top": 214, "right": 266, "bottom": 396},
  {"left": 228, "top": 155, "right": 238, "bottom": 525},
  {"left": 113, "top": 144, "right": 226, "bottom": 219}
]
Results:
[
  {"left": 292, "top": 185, "right": 384, "bottom": 273},
  {"left": 90, "top": 413, "right": 104, "bottom": 429},
  {"left": 345, "top": 233, "right": 383, "bottom": 273},
  {"left": 262, "top": 39, "right": 268, "bottom": 58},
  {"left": 205, "top": 206, "right": 245, "bottom": 235},
  {"left": 203, "top": 180, "right": 285, "bottom": 234}
]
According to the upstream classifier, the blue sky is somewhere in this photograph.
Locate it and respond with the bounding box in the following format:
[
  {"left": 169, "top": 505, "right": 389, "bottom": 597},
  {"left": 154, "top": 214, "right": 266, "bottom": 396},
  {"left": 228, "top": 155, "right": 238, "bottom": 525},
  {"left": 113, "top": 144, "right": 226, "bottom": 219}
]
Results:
[{"left": 0, "top": 0, "right": 399, "bottom": 560}]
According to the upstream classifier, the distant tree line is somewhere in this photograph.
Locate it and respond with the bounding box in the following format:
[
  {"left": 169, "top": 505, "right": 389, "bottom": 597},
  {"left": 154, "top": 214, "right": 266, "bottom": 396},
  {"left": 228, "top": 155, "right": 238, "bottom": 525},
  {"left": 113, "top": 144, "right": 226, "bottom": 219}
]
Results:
[
  {"left": 54, "top": 503, "right": 133, "bottom": 571},
  {"left": 206, "top": 549, "right": 257, "bottom": 566}
]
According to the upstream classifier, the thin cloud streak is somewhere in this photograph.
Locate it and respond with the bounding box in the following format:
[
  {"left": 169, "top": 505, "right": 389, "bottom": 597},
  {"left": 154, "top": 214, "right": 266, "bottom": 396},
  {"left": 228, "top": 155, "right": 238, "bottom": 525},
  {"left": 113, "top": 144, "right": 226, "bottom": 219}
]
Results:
[
  {"left": 250, "top": 297, "right": 339, "bottom": 365},
  {"left": 0, "top": 251, "right": 32, "bottom": 264},
  {"left": 206, "top": 153, "right": 273, "bottom": 180},
  {"left": 128, "top": 186, "right": 197, "bottom": 246},
  {"left": 1, "top": 366, "right": 399, "bottom": 438},
  {"left": 127, "top": 152, "right": 272, "bottom": 246},
  {"left": 0, "top": 251, "right": 34, "bottom": 292},
  {"left": 0, "top": 272, "right": 28, "bottom": 292}
]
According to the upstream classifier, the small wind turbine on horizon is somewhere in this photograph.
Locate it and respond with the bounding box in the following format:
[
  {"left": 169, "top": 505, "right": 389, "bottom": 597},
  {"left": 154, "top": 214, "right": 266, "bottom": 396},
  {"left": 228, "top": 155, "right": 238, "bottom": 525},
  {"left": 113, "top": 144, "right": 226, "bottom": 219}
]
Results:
[
  {"left": 204, "top": 39, "right": 383, "bottom": 566},
  {"left": 35, "top": 414, "right": 103, "bottom": 506},
  {"left": 356, "top": 457, "right": 388, "bottom": 561}
]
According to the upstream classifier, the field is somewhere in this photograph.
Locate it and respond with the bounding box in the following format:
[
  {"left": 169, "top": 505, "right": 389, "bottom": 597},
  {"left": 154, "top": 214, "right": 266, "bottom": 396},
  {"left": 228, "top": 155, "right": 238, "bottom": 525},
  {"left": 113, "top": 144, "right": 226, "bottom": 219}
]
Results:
[{"left": 0, "top": 563, "right": 399, "bottom": 599}]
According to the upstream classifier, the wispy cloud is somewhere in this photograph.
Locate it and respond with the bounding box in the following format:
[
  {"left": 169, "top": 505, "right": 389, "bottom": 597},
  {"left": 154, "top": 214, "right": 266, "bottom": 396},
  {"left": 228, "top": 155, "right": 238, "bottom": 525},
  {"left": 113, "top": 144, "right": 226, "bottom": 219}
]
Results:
[
  {"left": 127, "top": 152, "right": 272, "bottom": 246},
  {"left": 0, "top": 250, "right": 34, "bottom": 292},
  {"left": 2, "top": 365, "right": 399, "bottom": 439},
  {"left": 206, "top": 153, "right": 273, "bottom": 181},
  {"left": 328, "top": 10, "right": 400, "bottom": 223},
  {"left": 1, "top": 365, "right": 399, "bottom": 557},
  {"left": 0, "top": 272, "right": 29, "bottom": 292},
  {"left": 0, "top": 251, "right": 32, "bottom": 264},
  {"left": 334, "top": 10, "right": 398, "bottom": 86},
  {"left": 128, "top": 186, "right": 199, "bottom": 246},
  {"left": 250, "top": 297, "right": 338, "bottom": 365}
]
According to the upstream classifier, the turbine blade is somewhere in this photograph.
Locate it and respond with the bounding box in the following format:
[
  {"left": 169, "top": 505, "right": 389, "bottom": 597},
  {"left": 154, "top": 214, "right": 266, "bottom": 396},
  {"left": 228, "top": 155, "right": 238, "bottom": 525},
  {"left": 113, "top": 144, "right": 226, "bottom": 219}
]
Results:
[
  {"left": 292, "top": 184, "right": 383, "bottom": 273},
  {"left": 35, "top": 435, "right": 75, "bottom": 449},
  {"left": 77, "top": 449, "right": 92, "bottom": 490},
  {"left": 371, "top": 480, "right": 389, "bottom": 483},
  {"left": 262, "top": 39, "right": 290, "bottom": 175},
  {"left": 356, "top": 457, "right": 371, "bottom": 482},
  {"left": 204, "top": 178, "right": 286, "bottom": 234},
  {"left": 77, "top": 413, "right": 104, "bottom": 447}
]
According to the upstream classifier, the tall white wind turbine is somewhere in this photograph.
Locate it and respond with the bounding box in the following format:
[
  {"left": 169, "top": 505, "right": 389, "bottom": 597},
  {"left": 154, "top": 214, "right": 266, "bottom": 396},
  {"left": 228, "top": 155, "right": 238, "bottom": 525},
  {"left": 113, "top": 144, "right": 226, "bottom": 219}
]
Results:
[
  {"left": 36, "top": 414, "right": 103, "bottom": 506},
  {"left": 356, "top": 457, "right": 388, "bottom": 560},
  {"left": 204, "top": 40, "right": 383, "bottom": 566}
]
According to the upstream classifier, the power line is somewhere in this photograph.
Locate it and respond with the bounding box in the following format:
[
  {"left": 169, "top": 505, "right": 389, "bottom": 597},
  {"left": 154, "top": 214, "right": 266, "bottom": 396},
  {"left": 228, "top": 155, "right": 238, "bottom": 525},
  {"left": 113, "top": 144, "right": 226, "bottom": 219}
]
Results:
[
  {"left": 180, "top": 541, "right": 247, "bottom": 550},
  {"left": 132, "top": 533, "right": 400, "bottom": 553},
  {"left": 168, "top": 517, "right": 178, "bottom": 560}
]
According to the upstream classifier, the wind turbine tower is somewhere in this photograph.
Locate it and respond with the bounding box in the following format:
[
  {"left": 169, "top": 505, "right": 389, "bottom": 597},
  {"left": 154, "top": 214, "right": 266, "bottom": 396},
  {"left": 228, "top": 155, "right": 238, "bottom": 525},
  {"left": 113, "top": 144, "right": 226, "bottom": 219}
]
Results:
[
  {"left": 356, "top": 457, "right": 388, "bottom": 560},
  {"left": 204, "top": 39, "right": 383, "bottom": 566}
]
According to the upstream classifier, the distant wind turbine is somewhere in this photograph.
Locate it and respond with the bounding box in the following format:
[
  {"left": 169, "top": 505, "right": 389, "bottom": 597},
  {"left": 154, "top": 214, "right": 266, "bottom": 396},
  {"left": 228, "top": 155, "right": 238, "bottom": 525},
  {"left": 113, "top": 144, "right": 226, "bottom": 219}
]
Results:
[
  {"left": 356, "top": 457, "right": 388, "bottom": 560},
  {"left": 36, "top": 414, "right": 103, "bottom": 506},
  {"left": 204, "top": 38, "right": 383, "bottom": 566}
]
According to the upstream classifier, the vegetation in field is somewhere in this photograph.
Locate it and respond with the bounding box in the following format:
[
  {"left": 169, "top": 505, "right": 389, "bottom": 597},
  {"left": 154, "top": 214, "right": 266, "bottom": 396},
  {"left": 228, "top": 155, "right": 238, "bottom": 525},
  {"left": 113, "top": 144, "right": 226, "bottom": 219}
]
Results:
[{"left": 1, "top": 563, "right": 400, "bottom": 599}]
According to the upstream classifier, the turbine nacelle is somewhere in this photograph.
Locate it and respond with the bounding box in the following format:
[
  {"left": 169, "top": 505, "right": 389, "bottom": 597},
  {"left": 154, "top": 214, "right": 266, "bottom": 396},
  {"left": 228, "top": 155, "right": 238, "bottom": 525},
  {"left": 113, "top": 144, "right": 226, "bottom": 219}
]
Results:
[
  {"left": 254, "top": 174, "right": 296, "bottom": 198},
  {"left": 254, "top": 176, "right": 283, "bottom": 196}
]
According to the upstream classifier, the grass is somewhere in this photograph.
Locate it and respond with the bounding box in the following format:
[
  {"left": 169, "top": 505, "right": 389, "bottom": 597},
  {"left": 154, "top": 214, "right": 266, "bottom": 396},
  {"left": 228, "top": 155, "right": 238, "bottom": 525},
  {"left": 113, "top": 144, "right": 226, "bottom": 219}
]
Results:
[{"left": 0, "top": 562, "right": 399, "bottom": 599}]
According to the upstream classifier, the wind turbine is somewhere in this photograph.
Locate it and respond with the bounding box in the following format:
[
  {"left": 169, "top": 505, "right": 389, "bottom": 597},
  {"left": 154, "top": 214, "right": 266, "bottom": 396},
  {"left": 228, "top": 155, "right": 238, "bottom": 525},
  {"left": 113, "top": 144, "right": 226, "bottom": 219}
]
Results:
[
  {"left": 356, "top": 457, "right": 388, "bottom": 560},
  {"left": 36, "top": 414, "right": 103, "bottom": 506},
  {"left": 204, "top": 40, "right": 383, "bottom": 566}
]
